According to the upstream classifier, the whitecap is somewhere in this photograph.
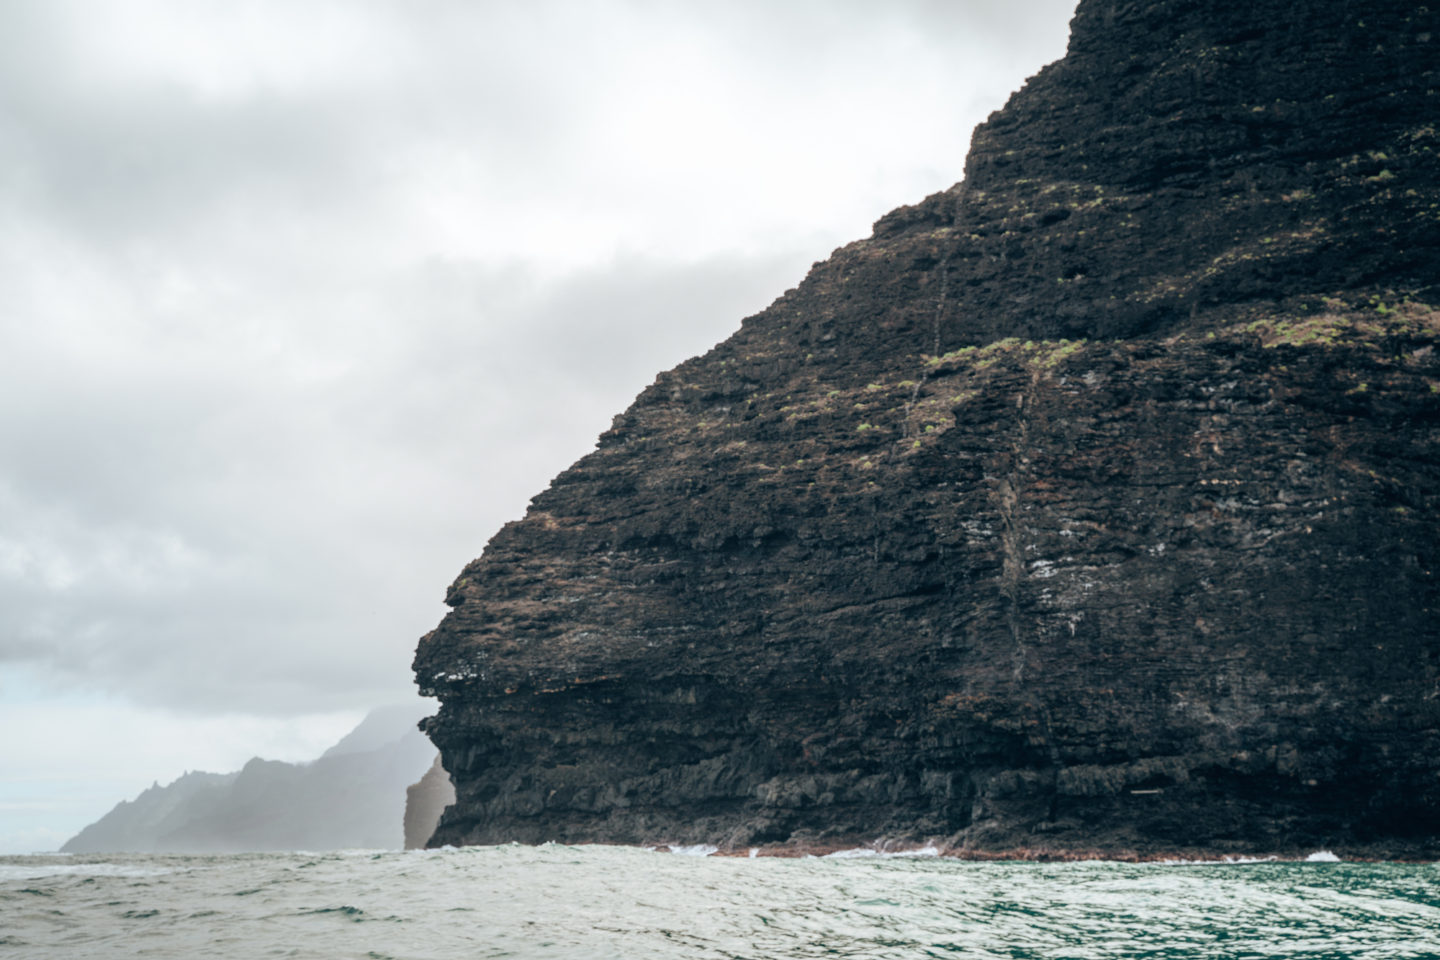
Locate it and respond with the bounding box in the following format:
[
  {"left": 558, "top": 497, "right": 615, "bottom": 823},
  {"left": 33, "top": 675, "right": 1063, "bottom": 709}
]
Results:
[
  {"left": 823, "top": 844, "right": 942, "bottom": 859},
  {"left": 0, "top": 862, "right": 181, "bottom": 880},
  {"left": 1154, "top": 855, "right": 1279, "bottom": 865},
  {"left": 1305, "top": 850, "right": 1342, "bottom": 862}
]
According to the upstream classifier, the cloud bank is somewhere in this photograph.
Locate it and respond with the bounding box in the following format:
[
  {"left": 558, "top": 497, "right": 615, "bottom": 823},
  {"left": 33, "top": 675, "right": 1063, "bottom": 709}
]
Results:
[{"left": 0, "top": 0, "right": 1076, "bottom": 847}]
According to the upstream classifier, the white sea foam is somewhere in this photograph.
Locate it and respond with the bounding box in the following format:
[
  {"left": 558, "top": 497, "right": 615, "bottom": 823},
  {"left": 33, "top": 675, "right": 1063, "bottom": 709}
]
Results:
[
  {"left": 0, "top": 862, "right": 182, "bottom": 880},
  {"left": 1305, "top": 850, "right": 1342, "bottom": 862},
  {"left": 664, "top": 844, "right": 718, "bottom": 856},
  {"left": 823, "top": 844, "right": 943, "bottom": 859},
  {"left": 1155, "top": 855, "right": 1280, "bottom": 865}
]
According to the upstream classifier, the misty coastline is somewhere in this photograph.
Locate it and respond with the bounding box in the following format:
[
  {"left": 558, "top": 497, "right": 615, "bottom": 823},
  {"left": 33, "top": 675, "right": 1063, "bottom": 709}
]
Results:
[{"left": 61, "top": 704, "right": 448, "bottom": 855}]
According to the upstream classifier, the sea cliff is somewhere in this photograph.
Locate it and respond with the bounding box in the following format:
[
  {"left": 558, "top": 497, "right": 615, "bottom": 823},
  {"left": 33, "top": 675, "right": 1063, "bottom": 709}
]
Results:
[{"left": 414, "top": 0, "right": 1439, "bottom": 857}]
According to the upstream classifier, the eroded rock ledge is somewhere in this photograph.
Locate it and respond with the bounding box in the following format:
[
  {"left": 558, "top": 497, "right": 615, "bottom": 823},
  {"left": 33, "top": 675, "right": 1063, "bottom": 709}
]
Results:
[{"left": 414, "top": 0, "right": 1440, "bottom": 858}]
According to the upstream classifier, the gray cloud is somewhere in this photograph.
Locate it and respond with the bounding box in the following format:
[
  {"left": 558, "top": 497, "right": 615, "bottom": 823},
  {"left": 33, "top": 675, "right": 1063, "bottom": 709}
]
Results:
[
  {"left": 0, "top": 247, "right": 809, "bottom": 714},
  {"left": 0, "top": 0, "right": 1077, "bottom": 721}
]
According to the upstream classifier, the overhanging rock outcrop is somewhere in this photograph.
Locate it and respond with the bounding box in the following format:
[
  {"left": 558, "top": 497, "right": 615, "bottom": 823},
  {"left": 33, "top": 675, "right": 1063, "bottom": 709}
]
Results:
[{"left": 414, "top": 0, "right": 1440, "bottom": 857}]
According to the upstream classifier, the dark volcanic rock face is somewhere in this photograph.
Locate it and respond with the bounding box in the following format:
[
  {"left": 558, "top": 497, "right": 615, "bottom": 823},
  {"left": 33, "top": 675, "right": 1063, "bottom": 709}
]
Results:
[{"left": 414, "top": 0, "right": 1440, "bottom": 857}]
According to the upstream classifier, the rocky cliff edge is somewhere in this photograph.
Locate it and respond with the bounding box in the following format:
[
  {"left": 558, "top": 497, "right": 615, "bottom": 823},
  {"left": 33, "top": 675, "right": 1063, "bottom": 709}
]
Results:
[{"left": 414, "top": 0, "right": 1440, "bottom": 858}]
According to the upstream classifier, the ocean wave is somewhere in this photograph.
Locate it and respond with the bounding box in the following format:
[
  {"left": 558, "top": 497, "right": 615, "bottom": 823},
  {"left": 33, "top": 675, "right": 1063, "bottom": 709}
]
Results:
[
  {"left": 823, "top": 844, "right": 943, "bottom": 859},
  {"left": 2, "top": 847, "right": 1434, "bottom": 959},
  {"left": 0, "top": 861, "right": 183, "bottom": 880}
]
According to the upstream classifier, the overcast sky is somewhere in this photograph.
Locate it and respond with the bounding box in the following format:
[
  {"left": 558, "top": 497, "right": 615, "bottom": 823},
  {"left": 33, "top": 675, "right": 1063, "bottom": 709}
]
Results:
[{"left": 0, "top": 0, "right": 1077, "bottom": 853}]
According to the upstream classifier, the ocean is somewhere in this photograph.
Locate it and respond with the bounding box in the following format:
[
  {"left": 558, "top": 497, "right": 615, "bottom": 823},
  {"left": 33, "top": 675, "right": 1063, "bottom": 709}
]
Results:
[{"left": 2, "top": 845, "right": 1437, "bottom": 959}]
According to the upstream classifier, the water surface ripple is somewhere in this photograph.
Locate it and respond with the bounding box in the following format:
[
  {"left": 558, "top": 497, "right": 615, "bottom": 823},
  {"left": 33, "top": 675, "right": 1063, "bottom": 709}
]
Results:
[{"left": 2, "top": 845, "right": 1436, "bottom": 959}]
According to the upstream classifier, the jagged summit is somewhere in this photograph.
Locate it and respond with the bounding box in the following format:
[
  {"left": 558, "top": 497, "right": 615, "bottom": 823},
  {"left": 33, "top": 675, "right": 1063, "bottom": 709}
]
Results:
[
  {"left": 414, "top": 0, "right": 1439, "bottom": 857},
  {"left": 747, "top": 0, "right": 1440, "bottom": 356}
]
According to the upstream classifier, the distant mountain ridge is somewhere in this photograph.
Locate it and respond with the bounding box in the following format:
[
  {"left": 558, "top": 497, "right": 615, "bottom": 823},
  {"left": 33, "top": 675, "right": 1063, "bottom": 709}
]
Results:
[
  {"left": 321, "top": 704, "right": 436, "bottom": 760},
  {"left": 62, "top": 704, "right": 442, "bottom": 853}
]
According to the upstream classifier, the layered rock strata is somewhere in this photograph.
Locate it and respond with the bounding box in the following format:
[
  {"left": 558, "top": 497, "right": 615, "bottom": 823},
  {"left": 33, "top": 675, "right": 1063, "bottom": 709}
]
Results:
[{"left": 414, "top": 0, "right": 1440, "bottom": 856}]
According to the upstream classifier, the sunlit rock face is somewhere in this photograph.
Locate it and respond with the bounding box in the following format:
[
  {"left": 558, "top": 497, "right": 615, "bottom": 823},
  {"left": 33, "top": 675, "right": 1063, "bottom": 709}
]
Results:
[{"left": 415, "top": 0, "right": 1440, "bottom": 858}]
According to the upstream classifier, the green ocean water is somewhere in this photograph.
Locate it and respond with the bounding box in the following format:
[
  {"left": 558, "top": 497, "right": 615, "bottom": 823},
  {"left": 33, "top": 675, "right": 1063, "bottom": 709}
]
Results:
[{"left": 1, "top": 845, "right": 1437, "bottom": 959}]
